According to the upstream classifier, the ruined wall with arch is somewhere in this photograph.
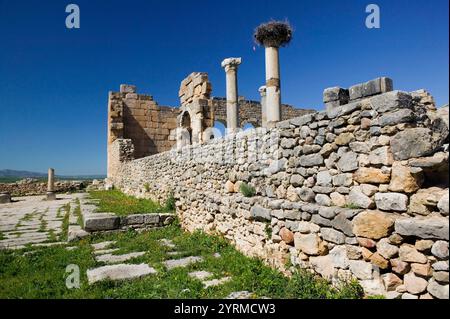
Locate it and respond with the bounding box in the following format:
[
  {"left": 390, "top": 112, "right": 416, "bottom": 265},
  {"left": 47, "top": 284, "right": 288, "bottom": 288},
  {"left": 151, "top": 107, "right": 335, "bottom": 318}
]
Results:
[
  {"left": 107, "top": 74, "right": 314, "bottom": 176},
  {"left": 108, "top": 77, "right": 449, "bottom": 299}
]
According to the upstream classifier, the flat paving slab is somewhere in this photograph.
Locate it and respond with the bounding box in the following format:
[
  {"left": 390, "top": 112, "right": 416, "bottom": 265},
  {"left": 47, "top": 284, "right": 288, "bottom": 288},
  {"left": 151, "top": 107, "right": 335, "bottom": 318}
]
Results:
[
  {"left": 226, "top": 291, "right": 255, "bottom": 299},
  {"left": 159, "top": 239, "right": 176, "bottom": 249},
  {"left": 95, "top": 251, "right": 146, "bottom": 264},
  {"left": 188, "top": 271, "right": 213, "bottom": 281},
  {"left": 91, "top": 241, "right": 116, "bottom": 250},
  {"left": 163, "top": 256, "right": 203, "bottom": 270},
  {"left": 203, "top": 277, "right": 232, "bottom": 288},
  {"left": 87, "top": 263, "right": 157, "bottom": 284},
  {"left": 0, "top": 193, "right": 86, "bottom": 250}
]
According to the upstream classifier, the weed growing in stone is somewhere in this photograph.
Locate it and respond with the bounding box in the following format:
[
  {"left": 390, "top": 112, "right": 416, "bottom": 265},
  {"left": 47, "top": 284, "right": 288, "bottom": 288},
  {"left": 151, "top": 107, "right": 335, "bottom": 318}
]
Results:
[
  {"left": 58, "top": 203, "right": 71, "bottom": 241},
  {"left": 239, "top": 183, "right": 256, "bottom": 197}
]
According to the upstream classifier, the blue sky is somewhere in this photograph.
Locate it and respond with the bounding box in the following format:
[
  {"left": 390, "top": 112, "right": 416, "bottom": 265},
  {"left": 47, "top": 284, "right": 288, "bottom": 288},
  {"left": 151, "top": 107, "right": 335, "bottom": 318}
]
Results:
[{"left": 0, "top": 0, "right": 448, "bottom": 175}]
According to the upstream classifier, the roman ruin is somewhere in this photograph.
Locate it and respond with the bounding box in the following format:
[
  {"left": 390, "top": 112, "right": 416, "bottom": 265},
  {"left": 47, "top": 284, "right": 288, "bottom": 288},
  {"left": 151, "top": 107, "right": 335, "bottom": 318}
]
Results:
[
  {"left": 105, "top": 22, "right": 449, "bottom": 299},
  {"left": 254, "top": 21, "right": 293, "bottom": 127},
  {"left": 46, "top": 168, "right": 56, "bottom": 200},
  {"left": 221, "top": 57, "right": 242, "bottom": 134}
]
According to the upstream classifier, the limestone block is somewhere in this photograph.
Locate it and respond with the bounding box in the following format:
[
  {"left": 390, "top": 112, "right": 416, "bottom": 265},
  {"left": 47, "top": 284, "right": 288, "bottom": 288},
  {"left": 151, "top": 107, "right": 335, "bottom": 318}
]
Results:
[
  {"left": 390, "top": 128, "right": 440, "bottom": 161},
  {"left": 374, "top": 192, "right": 408, "bottom": 212},
  {"left": 323, "top": 87, "right": 349, "bottom": 104},
  {"left": 0, "top": 192, "right": 11, "bottom": 204},
  {"left": 388, "top": 162, "right": 423, "bottom": 193},
  {"left": 120, "top": 84, "right": 136, "bottom": 93},
  {"left": 83, "top": 213, "right": 120, "bottom": 232},
  {"left": 352, "top": 210, "right": 394, "bottom": 239},
  {"left": 395, "top": 216, "right": 449, "bottom": 240},
  {"left": 353, "top": 168, "right": 390, "bottom": 184},
  {"left": 368, "top": 90, "right": 412, "bottom": 113}
]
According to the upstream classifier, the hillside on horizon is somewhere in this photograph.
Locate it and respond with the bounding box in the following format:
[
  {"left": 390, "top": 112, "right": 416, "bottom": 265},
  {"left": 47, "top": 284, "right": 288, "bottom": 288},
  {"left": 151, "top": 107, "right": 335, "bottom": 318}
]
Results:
[{"left": 0, "top": 169, "right": 105, "bottom": 179}]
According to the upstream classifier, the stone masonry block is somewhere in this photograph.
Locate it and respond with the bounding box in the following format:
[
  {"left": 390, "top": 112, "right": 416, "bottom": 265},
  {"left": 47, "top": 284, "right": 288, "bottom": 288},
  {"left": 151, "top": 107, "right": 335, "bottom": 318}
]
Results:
[
  {"left": 83, "top": 213, "right": 120, "bottom": 232},
  {"left": 323, "top": 87, "right": 350, "bottom": 104},
  {"left": 349, "top": 77, "right": 393, "bottom": 101},
  {"left": 120, "top": 84, "right": 137, "bottom": 94}
]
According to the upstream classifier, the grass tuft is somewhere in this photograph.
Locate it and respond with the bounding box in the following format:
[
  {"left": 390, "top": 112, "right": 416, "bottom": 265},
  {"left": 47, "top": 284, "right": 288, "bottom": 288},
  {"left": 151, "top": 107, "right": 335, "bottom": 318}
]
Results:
[
  {"left": 239, "top": 183, "right": 256, "bottom": 198},
  {"left": 89, "top": 190, "right": 174, "bottom": 216}
]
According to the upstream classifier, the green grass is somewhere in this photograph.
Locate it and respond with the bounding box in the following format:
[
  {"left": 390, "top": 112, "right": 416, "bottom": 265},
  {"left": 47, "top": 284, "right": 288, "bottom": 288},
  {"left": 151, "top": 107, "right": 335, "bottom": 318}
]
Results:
[
  {"left": 89, "top": 190, "right": 174, "bottom": 216},
  {"left": 74, "top": 199, "right": 83, "bottom": 227},
  {"left": 0, "top": 232, "right": 5, "bottom": 240},
  {"left": 239, "top": 183, "right": 256, "bottom": 197},
  {"left": 38, "top": 214, "right": 47, "bottom": 233},
  {"left": 0, "top": 222, "right": 363, "bottom": 299},
  {"left": 58, "top": 203, "right": 71, "bottom": 241}
]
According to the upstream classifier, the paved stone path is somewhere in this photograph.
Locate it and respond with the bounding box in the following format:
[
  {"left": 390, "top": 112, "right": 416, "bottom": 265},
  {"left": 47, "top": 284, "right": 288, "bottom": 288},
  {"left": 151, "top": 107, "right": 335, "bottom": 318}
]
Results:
[
  {"left": 2, "top": 195, "right": 257, "bottom": 297},
  {"left": 0, "top": 193, "right": 87, "bottom": 250},
  {"left": 86, "top": 238, "right": 235, "bottom": 293}
]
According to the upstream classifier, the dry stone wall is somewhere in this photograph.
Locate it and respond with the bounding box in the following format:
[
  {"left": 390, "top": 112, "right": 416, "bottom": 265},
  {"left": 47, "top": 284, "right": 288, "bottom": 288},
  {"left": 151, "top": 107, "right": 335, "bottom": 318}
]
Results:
[
  {"left": 109, "top": 79, "right": 449, "bottom": 299},
  {"left": 0, "top": 179, "right": 86, "bottom": 196}
]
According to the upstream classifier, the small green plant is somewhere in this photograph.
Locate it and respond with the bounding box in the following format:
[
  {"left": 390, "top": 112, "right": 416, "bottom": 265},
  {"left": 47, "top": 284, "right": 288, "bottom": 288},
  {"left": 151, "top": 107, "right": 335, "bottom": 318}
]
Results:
[
  {"left": 38, "top": 214, "right": 47, "bottom": 233},
  {"left": 239, "top": 183, "right": 256, "bottom": 197},
  {"left": 344, "top": 203, "right": 360, "bottom": 209},
  {"left": 58, "top": 203, "right": 71, "bottom": 241},
  {"left": 164, "top": 192, "right": 176, "bottom": 212},
  {"left": 143, "top": 183, "right": 150, "bottom": 192},
  {"left": 264, "top": 223, "right": 272, "bottom": 239}
]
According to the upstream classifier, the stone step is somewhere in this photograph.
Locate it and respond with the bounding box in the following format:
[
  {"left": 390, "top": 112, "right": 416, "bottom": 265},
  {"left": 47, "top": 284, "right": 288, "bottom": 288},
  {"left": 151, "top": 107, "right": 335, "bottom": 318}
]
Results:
[
  {"left": 188, "top": 271, "right": 213, "bottom": 281},
  {"left": 91, "top": 241, "right": 116, "bottom": 250},
  {"left": 95, "top": 252, "right": 146, "bottom": 264},
  {"left": 68, "top": 225, "right": 89, "bottom": 242},
  {"left": 159, "top": 239, "right": 176, "bottom": 249},
  {"left": 87, "top": 263, "right": 157, "bottom": 285},
  {"left": 226, "top": 291, "right": 255, "bottom": 299},
  {"left": 163, "top": 256, "right": 203, "bottom": 270},
  {"left": 94, "top": 248, "right": 120, "bottom": 255},
  {"left": 203, "top": 277, "right": 232, "bottom": 288}
]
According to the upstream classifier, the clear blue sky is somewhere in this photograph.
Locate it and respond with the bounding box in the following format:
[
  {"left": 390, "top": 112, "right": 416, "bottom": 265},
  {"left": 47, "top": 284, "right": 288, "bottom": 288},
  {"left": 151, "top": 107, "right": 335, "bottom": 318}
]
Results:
[{"left": 0, "top": 0, "right": 448, "bottom": 175}]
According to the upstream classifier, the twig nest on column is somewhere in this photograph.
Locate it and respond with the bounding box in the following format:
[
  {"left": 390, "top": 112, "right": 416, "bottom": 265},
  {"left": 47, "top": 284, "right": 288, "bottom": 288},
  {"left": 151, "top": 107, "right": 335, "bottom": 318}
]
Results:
[{"left": 254, "top": 20, "right": 293, "bottom": 48}]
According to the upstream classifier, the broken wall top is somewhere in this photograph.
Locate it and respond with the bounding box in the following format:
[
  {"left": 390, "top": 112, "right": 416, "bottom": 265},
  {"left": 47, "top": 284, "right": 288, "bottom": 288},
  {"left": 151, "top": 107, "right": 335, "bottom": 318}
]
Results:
[{"left": 179, "top": 72, "right": 212, "bottom": 106}]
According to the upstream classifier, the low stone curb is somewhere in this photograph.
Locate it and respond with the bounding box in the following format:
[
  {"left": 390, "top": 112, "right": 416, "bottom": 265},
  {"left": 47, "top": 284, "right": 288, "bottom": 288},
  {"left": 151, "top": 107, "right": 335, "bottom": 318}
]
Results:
[
  {"left": 82, "top": 212, "right": 175, "bottom": 232},
  {"left": 79, "top": 199, "right": 176, "bottom": 233}
]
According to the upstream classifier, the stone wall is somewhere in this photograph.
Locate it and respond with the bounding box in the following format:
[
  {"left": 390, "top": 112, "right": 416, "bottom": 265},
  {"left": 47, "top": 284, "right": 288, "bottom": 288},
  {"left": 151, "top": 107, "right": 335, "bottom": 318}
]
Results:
[
  {"left": 0, "top": 179, "right": 86, "bottom": 196},
  {"left": 210, "top": 97, "right": 313, "bottom": 128},
  {"left": 107, "top": 85, "right": 179, "bottom": 177},
  {"left": 109, "top": 78, "right": 449, "bottom": 299},
  {"left": 108, "top": 76, "right": 314, "bottom": 176}
]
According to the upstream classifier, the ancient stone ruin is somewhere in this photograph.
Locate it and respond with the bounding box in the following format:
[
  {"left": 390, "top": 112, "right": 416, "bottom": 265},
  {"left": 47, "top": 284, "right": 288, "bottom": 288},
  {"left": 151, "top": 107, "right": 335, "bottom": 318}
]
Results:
[
  {"left": 107, "top": 72, "right": 312, "bottom": 178},
  {"left": 106, "top": 24, "right": 449, "bottom": 299}
]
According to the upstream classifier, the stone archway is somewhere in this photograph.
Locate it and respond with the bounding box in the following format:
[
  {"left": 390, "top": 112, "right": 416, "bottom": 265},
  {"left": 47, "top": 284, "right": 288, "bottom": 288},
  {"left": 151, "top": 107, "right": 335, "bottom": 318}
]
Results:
[
  {"left": 181, "top": 111, "right": 192, "bottom": 145},
  {"left": 242, "top": 121, "right": 257, "bottom": 131}
]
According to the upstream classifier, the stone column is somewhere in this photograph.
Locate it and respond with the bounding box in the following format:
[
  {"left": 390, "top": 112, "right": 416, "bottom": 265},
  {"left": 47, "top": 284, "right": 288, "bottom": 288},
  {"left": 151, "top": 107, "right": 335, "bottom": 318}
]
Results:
[
  {"left": 46, "top": 168, "right": 56, "bottom": 200},
  {"left": 221, "top": 57, "right": 242, "bottom": 134},
  {"left": 264, "top": 46, "right": 281, "bottom": 126},
  {"left": 259, "top": 86, "right": 267, "bottom": 128}
]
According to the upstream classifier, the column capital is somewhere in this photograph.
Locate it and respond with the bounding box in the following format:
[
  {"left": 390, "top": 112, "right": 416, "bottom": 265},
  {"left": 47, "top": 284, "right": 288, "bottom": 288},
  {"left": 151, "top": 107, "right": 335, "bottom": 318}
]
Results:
[
  {"left": 221, "top": 57, "right": 242, "bottom": 72},
  {"left": 258, "top": 85, "right": 267, "bottom": 96}
]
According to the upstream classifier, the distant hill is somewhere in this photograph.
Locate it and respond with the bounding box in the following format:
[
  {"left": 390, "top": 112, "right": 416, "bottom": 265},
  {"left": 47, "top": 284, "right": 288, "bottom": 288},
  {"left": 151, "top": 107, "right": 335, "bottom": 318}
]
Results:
[
  {"left": 0, "top": 169, "right": 105, "bottom": 182},
  {"left": 0, "top": 169, "right": 46, "bottom": 178}
]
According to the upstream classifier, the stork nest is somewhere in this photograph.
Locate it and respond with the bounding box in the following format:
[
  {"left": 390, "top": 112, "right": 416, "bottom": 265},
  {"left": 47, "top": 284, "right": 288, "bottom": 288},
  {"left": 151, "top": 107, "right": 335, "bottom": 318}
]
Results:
[{"left": 254, "top": 20, "right": 293, "bottom": 48}]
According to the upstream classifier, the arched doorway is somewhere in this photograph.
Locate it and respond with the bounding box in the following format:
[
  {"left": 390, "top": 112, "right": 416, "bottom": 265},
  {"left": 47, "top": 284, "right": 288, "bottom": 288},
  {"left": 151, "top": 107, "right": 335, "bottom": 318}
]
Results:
[
  {"left": 242, "top": 122, "right": 256, "bottom": 131},
  {"left": 181, "top": 111, "right": 192, "bottom": 145},
  {"left": 212, "top": 121, "right": 226, "bottom": 138}
]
